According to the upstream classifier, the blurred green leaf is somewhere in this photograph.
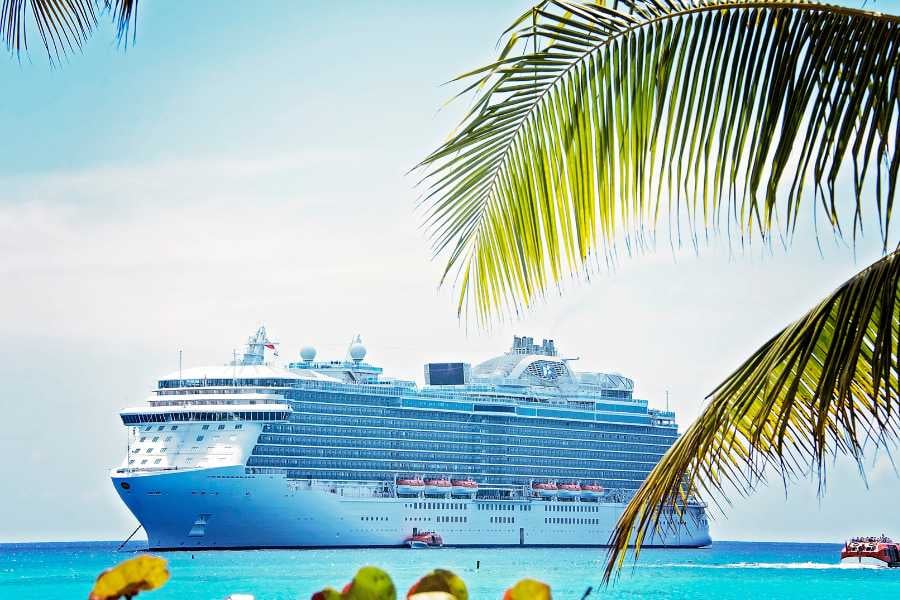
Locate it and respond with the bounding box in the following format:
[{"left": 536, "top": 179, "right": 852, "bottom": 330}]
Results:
[
  {"left": 407, "top": 569, "right": 467, "bottom": 600},
  {"left": 311, "top": 588, "right": 342, "bottom": 600},
  {"left": 342, "top": 566, "right": 397, "bottom": 600}
]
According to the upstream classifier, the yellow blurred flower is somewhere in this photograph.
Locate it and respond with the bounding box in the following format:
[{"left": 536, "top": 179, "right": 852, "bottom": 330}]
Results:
[
  {"left": 502, "top": 579, "right": 552, "bottom": 600},
  {"left": 88, "top": 554, "right": 169, "bottom": 600}
]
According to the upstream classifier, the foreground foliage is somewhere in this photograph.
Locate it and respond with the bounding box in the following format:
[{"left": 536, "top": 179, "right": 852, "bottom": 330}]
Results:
[
  {"left": 89, "top": 559, "right": 552, "bottom": 600},
  {"left": 0, "top": 0, "right": 138, "bottom": 62},
  {"left": 312, "top": 566, "right": 552, "bottom": 600},
  {"left": 88, "top": 554, "right": 169, "bottom": 600},
  {"left": 417, "top": 0, "right": 900, "bottom": 581}
]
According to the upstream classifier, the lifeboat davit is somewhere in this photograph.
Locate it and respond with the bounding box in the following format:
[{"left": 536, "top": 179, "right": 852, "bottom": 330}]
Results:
[
  {"left": 450, "top": 478, "right": 478, "bottom": 496},
  {"left": 558, "top": 483, "right": 580, "bottom": 499},
  {"left": 405, "top": 531, "right": 444, "bottom": 549},
  {"left": 532, "top": 482, "right": 558, "bottom": 498},
  {"left": 424, "top": 478, "right": 452, "bottom": 495},
  {"left": 580, "top": 483, "right": 604, "bottom": 501},
  {"left": 396, "top": 477, "right": 425, "bottom": 495},
  {"left": 841, "top": 536, "right": 900, "bottom": 567}
]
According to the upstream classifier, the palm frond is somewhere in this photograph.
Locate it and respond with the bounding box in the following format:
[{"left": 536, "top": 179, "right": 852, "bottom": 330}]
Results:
[
  {"left": 604, "top": 247, "right": 900, "bottom": 580},
  {"left": 0, "top": 0, "right": 139, "bottom": 62},
  {"left": 418, "top": 0, "right": 900, "bottom": 324}
]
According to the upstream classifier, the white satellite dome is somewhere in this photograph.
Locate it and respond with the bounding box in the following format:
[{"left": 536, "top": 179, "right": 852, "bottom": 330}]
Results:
[
  {"left": 349, "top": 342, "right": 367, "bottom": 361},
  {"left": 300, "top": 346, "right": 317, "bottom": 362}
]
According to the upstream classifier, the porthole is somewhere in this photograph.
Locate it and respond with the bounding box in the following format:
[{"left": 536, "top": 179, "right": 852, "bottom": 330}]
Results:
[{"left": 120, "top": 481, "right": 131, "bottom": 490}]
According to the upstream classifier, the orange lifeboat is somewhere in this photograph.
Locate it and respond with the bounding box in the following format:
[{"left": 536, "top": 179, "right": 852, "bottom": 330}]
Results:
[
  {"left": 450, "top": 478, "right": 478, "bottom": 496},
  {"left": 532, "top": 481, "right": 557, "bottom": 498},
  {"left": 396, "top": 477, "right": 425, "bottom": 495},
  {"left": 558, "top": 482, "right": 580, "bottom": 499},
  {"left": 424, "top": 478, "right": 452, "bottom": 495},
  {"left": 580, "top": 483, "right": 604, "bottom": 501},
  {"left": 405, "top": 531, "right": 444, "bottom": 548}
]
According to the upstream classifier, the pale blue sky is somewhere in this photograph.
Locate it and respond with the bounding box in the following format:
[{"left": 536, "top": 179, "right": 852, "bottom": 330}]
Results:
[{"left": 1, "top": 0, "right": 898, "bottom": 543}]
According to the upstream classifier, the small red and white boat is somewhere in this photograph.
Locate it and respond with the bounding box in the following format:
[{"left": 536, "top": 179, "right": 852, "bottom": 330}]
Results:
[
  {"left": 580, "top": 483, "right": 604, "bottom": 501},
  {"left": 396, "top": 477, "right": 425, "bottom": 495},
  {"left": 450, "top": 478, "right": 478, "bottom": 496},
  {"left": 841, "top": 536, "right": 900, "bottom": 567},
  {"left": 405, "top": 531, "right": 444, "bottom": 549},
  {"left": 424, "top": 478, "right": 452, "bottom": 495},
  {"left": 557, "top": 482, "right": 580, "bottom": 499},
  {"left": 532, "top": 481, "right": 557, "bottom": 498}
]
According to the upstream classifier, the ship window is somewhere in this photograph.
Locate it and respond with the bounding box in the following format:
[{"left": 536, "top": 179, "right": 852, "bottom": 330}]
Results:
[
  {"left": 139, "top": 437, "right": 147, "bottom": 442},
  {"left": 146, "top": 448, "right": 153, "bottom": 453},
  {"left": 144, "top": 426, "right": 152, "bottom": 431},
  {"left": 202, "top": 425, "right": 210, "bottom": 430},
  {"left": 235, "top": 424, "right": 243, "bottom": 430},
  {"left": 152, "top": 437, "right": 159, "bottom": 442},
  {"left": 154, "top": 458, "right": 162, "bottom": 464},
  {"left": 141, "top": 459, "right": 148, "bottom": 464},
  {"left": 157, "top": 426, "right": 165, "bottom": 432},
  {"left": 218, "top": 424, "right": 226, "bottom": 430},
  {"left": 160, "top": 448, "right": 167, "bottom": 453},
  {"left": 165, "top": 437, "right": 172, "bottom": 442},
  {"left": 171, "top": 425, "right": 178, "bottom": 431},
  {"left": 196, "top": 436, "right": 204, "bottom": 442}
]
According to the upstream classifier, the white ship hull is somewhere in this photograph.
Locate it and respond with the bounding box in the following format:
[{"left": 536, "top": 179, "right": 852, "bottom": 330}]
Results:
[{"left": 112, "top": 467, "right": 711, "bottom": 550}]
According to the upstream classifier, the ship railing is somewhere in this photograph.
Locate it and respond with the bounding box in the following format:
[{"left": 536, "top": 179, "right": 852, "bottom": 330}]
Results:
[
  {"left": 286, "top": 478, "right": 395, "bottom": 498},
  {"left": 292, "top": 379, "right": 650, "bottom": 408},
  {"left": 115, "top": 466, "right": 187, "bottom": 474}
]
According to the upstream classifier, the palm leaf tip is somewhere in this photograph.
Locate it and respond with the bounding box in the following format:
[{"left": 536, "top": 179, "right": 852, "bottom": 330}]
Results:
[
  {"left": 103, "top": 0, "right": 138, "bottom": 46},
  {"left": 418, "top": 0, "right": 900, "bottom": 323},
  {"left": 0, "top": 0, "right": 139, "bottom": 61},
  {"left": 603, "top": 247, "right": 900, "bottom": 581}
]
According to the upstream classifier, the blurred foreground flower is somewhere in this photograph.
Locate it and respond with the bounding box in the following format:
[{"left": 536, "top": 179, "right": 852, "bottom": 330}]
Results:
[
  {"left": 407, "top": 569, "right": 467, "bottom": 600},
  {"left": 312, "top": 566, "right": 396, "bottom": 600},
  {"left": 503, "top": 579, "right": 552, "bottom": 600},
  {"left": 311, "top": 567, "right": 551, "bottom": 600},
  {"left": 88, "top": 555, "right": 169, "bottom": 600}
]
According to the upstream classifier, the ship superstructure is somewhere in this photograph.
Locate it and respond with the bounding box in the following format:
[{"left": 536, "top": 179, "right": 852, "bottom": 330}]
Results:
[{"left": 112, "top": 328, "right": 710, "bottom": 549}]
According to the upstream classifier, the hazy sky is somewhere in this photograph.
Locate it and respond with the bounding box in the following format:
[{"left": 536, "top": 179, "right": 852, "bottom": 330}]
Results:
[{"left": 1, "top": 0, "right": 898, "bottom": 543}]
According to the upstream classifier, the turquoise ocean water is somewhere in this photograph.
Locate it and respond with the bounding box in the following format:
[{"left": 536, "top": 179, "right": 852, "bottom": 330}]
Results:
[{"left": 1, "top": 541, "right": 895, "bottom": 599}]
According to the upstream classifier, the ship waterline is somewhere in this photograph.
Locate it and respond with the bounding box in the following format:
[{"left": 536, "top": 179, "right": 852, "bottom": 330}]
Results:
[{"left": 111, "top": 329, "right": 710, "bottom": 549}]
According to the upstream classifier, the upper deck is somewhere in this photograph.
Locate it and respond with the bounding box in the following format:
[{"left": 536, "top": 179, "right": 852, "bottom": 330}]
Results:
[{"left": 120, "top": 328, "right": 675, "bottom": 429}]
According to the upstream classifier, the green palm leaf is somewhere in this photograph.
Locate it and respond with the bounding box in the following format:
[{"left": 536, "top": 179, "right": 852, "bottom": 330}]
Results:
[
  {"left": 418, "top": 0, "right": 900, "bottom": 580},
  {"left": 604, "top": 247, "right": 900, "bottom": 580},
  {"left": 418, "top": 0, "right": 900, "bottom": 324},
  {"left": 1, "top": 0, "right": 138, "bottom": 62}
]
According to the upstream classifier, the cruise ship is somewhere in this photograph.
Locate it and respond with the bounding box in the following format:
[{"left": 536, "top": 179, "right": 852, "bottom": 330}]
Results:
[{"left": 111, "top": 328, "right": 711, "bottom": 550}]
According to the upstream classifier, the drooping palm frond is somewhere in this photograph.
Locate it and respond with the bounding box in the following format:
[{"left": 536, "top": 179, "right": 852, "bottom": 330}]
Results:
[
  {"left": 1, "top": 0, "right": 139, "bottom": 62},
  {"left": 418, "top": 0, "right": 900, "bottom": 323},
  {"left": 604, "top": 247, "right": 900, "bottom": 580}
]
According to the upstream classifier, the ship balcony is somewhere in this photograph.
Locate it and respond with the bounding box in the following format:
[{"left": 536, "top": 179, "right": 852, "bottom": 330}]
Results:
[
  {"left": 148, "top": 392, "right": 288, "bottom": 407},
  {"left": 119, "top": 403, "right": 292, "bottom": 425}
]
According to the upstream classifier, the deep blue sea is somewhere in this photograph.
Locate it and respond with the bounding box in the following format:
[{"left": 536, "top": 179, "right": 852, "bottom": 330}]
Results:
[{"left": 1, "top": 541, "right": 896, "bottom": 599}]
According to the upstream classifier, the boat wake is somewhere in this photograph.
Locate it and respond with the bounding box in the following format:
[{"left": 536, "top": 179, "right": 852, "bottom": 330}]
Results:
[{"left": 653, "top": 561, "right": 887, "bottom": 570}]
